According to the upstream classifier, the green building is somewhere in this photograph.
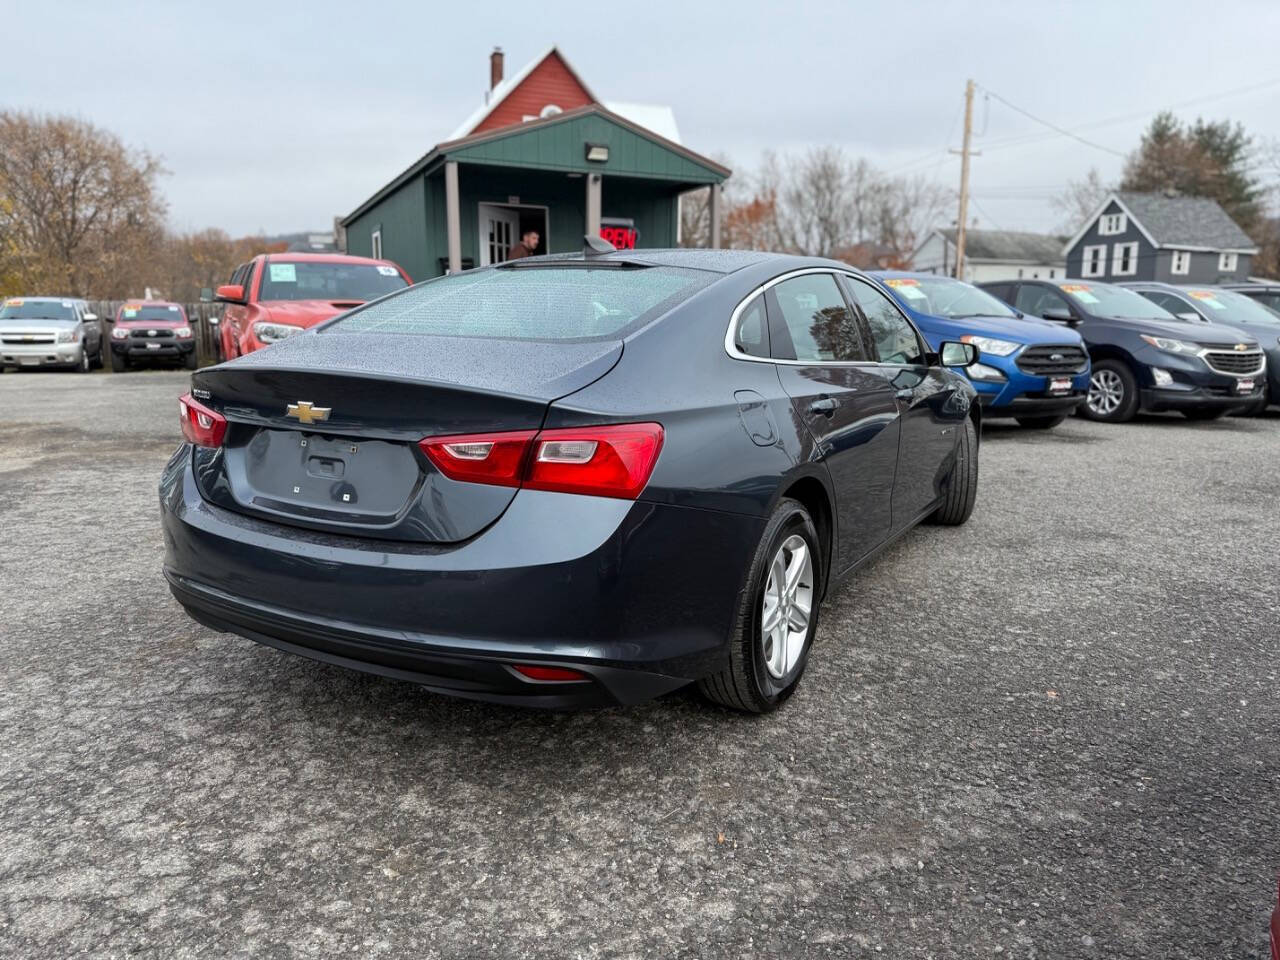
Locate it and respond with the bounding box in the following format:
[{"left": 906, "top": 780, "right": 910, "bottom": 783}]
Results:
[{"left": 341, "top": 101, "right": 730, "bottom": 281}]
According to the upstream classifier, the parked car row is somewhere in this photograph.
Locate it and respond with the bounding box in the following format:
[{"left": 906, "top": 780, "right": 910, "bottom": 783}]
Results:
[
  {"left": 0, "top": 253, "right": 412, "bottom": 374},
  {"left": 870, "top": 272, "right": 1273, "bottom": 427}
]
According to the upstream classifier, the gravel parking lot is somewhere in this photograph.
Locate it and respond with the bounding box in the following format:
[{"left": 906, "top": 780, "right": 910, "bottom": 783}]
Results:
[{"left": 2, "top": 369, "right": 1278, "bottom": 958}]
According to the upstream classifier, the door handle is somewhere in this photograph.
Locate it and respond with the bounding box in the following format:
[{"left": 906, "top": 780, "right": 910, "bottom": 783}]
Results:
[{"left": 809, "top": 397, "right": 837, "bottom": 416}]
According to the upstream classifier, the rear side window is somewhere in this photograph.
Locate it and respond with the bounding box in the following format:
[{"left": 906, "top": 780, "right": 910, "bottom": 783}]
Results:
[
  {"left": 847, "top": 279, "right": 924, "bottom": 365},
  {"left": 769, "top": 273, "right": 865, "bottom": 362},
  {"left": 733, "top": 295, "right": 770, "bottom": 358},
  {"left": 329, "top": 265, "right": 713, "bottom": 341}
]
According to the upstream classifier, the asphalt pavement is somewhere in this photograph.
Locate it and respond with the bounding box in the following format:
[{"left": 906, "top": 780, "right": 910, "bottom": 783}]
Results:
[{"left": 2, "top": 369, "right": 1278, "bottom": 958}]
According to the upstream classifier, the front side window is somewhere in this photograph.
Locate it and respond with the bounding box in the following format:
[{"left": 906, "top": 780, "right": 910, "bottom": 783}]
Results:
[
  {"left": 1082, "top": 244, "right": 1107, "bottom": 278},
  {"left": 1170, "top": 250, "right": 1190, "bottom": 275},
  {"left": 1219, "top": 252, "right": 1238, "bottom": 272},
  {"left": 848, "top": 279, "right": 923, "bottom": 365},
  {"left": 1112, "top": 242, "right": 1139, "bottom": 276},
  {"left": 1015, "top": 285, "right": 1071, "bottom": 319},
  {"left": 770, "top": 273, "right": 865, "bottom": 362},
  {"left": 258, "top": 260, "right": 408, "bottom": 303},
  {"left": 331, "top": 264, "right": 712, "bottom": 341}
]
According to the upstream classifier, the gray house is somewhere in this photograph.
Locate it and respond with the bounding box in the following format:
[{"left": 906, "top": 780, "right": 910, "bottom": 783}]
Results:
[{"left": 1064, "top": 191, "right": 1257, "bottom": 283}]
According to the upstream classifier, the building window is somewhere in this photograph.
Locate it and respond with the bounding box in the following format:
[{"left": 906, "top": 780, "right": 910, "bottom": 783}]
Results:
[
  {"left": 371, "top": 228, "right": 383, "bottom": 260},
  {"left": 1081, "top": 244, "right": 1107, "bottom": 278},
  {"left": 1099, "top": 213, "right": 1127, "bottom": 236},
  {"left": 1049, "top": 269, "right": 1056, "bottom": 278},
  {"left": 1017, "top": 268, "right": 1024, "bottom": 278},
  {"left": 1171, "top": 250, "right": 1190, "bottom": 275},
  {"left": 1219, "top": 252, "right": 1238, "bottom": 272},
  {"left": 1112, "top": 241, "right": 1139, "bottom": 276}
]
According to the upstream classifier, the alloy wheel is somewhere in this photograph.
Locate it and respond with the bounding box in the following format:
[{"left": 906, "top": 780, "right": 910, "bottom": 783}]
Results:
[
  {"left": 760, "top": 534, "right": 814, "bottom": 679},
  {"left": 1088, "top": 369, "right": 1124, "bottom": 416}
]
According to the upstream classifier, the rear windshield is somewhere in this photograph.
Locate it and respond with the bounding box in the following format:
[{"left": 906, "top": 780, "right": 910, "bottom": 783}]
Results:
[
  {"left": 119, "top": 304, "right": 184, "bottom": 322},
  {"left": 1057, "top": 283, "right": 1174, "bottom": 321},
  {"left": 1, "top": 299, "right": 76, "bottom": 321},
  {"left": 1184, "top": 288, "right": 1280, "bottom": 327},
  {"left": 882, "top": 276, "right": 1017, "bottom": 319},
  {"left": 327, "top": 265, "right": 714, "bottom": 341},
  {"left": 258, "top": 261, "right": 408, "bottom": 303}
]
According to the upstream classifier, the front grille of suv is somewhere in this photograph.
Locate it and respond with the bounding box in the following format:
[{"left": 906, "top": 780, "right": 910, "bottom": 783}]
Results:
[
  {"left": 1015, "top": 344, "right": 1089, "bottom": 376},
  {"left": 1202, "top": 349, "right": 1264, "bottom": 376}
]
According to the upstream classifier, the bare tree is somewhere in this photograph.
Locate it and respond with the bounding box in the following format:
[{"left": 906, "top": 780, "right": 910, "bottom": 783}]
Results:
[
  {"left": 1050, "top": 167, "right": 1112, "bottom": 234},
  {"left": 0, "top": 111, "right": 167, "bottom": 297}
]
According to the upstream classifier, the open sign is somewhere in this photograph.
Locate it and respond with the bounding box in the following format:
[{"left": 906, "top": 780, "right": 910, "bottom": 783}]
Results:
[{"left": 601, "top": 217, "right": 638, "bottom": 250}]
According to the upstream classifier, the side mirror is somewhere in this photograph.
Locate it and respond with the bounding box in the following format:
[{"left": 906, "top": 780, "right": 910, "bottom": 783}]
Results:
[
  {"left": 199, "top": 287, "right": 214, "bottom": 303},
  {"left": 215, "top": 284, "right": 245, "bottom": 303},
  {"left": 939, "top": 341, "right": 979, "bottom": 367},
  {"left": 82, "top": 313, "right": 98, "bottom": 322},
  {"left": 1042, "top": 307, "right": 1074, "bottom": 323}
]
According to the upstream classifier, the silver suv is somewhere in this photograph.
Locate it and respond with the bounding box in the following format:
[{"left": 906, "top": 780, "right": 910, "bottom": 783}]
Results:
[{"left": 0, "top": 297, "right": 104, "bottom": 372}]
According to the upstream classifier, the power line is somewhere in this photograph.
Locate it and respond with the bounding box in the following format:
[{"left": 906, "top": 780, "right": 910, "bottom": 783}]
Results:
[{"left": 979, "top": 86, "right": 1128, "bottom": 158}]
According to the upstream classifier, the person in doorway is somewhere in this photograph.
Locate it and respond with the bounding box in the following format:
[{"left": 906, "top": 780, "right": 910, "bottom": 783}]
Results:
[{"left": 508, "top": 229, "right": 540, "bottom": 260}]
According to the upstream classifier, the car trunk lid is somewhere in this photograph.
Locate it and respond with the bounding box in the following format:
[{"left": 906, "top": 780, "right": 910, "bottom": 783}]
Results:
[{"left": 190, "top": 332, "right": 622, "bottom": 543}]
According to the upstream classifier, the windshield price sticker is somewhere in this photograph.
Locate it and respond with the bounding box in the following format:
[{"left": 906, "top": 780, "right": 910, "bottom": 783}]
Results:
[
  {"left": 376, "top": 266, "right": 399, "bottom": 277},
  {"left": 123, "top": 308, "right": 138, "bottom": 317},
  {"left": 885, "top": 278, "right": 927, "bottom": 299},
  {"left": 269, "top": 263, "right": 298, "bottom": 283},
  {"left": 1189, "top": 291, "right": 1225, "bottom": 308},
  {"left": 1062, "top": 285, "right": 1099, "bottom": 304},
  {"left": 5, "top": 299, "right": 22, "bottom": 307}
]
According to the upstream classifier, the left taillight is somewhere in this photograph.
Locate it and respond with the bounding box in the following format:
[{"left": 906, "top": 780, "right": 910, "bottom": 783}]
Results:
[
  {"left": 419, "top": 422, "right": 663, "bottom": 500},
  {"left": 178, "top": 392, "right": 227, "bottom": 448}
]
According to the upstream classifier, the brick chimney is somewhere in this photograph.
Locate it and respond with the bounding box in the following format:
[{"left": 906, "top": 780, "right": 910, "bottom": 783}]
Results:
[{"left": 490, "top": 47, "right": 504, "bottom": 90}]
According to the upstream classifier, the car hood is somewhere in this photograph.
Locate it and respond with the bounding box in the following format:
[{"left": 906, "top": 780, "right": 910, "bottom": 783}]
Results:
[
  {"left": 0, "top": 317, "right": 79, "bottom": 332},
  {"left": 911, "top": 311, "right": 1082, "bottom": 345},
  {"left": 259, "top": 299, "right": 365, "bottom": 328},
  {"left": 1106, "top": 315, "right": 1258, "bottom": 347}
]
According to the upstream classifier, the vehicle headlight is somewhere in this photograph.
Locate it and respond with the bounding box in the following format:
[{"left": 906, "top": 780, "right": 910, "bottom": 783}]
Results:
[
  {"left": 174, "top": 326, "right": 192, "bottom": 339},
  {"left": 966, "top": 362, "right": 1007, "bottom": 382},
  {"left": 961, "top": 334, "right": 1020, "bottom": 356},
  {"left": 111, "top": 327, "right": 129, "bottom": 339},
  {"left": 56, "top": 329, "right": 78, "bottom": 343},
  {"left": 253, "top": 321, "right": 304, "bottom": 344},
  {"left": 1140, "top": 334, "right": 1199, "bottom": 354}
]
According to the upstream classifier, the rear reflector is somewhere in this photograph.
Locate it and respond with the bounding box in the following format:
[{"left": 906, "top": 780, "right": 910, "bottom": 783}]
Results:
[
  {"left": 420, "top": 422, "right": 663, "bottom": 500},
  {"left": 179, "top": 393, "right": 227, "bottom": 447},
  {"left": 511, "top": 664, "right": 590, "bottom": 683}
]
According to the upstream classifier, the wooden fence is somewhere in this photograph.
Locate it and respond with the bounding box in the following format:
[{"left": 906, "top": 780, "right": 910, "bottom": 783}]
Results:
[{"left": 86, "top": 300, "right": 224, "bottom": 370}]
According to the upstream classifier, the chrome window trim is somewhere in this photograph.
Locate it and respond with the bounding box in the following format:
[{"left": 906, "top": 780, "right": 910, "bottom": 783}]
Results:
[{"left": 722, "top": 267, "right": 926, "bottom": 368}]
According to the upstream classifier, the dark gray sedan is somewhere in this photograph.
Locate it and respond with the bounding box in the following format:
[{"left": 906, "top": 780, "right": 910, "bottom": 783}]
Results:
[{"left": 161, "top": 247, "right": 981, "bottom": 712}]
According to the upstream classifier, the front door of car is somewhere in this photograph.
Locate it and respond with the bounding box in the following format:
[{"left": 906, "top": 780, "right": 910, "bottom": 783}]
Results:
[
  {"left": 844, "top": 275, "right": 962, "bottom": 529},
  {"left": 765, "top": 271, "right": 900, "bottom": 571}
]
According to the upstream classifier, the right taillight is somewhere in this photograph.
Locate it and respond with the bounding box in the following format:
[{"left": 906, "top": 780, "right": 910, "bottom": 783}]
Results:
[
  {"left": 178, "top": 393, "right": 227, "bottom": 448},
  {"left": 419, "top": 422, "right": 663, "bottom": 500}
]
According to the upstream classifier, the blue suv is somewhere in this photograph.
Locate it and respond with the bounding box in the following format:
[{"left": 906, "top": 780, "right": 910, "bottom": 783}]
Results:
[{"left": 875, "top": 271, "right": 1090, "bottom": 429}]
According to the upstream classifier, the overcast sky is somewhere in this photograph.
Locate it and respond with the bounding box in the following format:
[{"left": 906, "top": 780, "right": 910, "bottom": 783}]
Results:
[{"left": 8, "top": 0, "right": 1280, "bottom": 238}]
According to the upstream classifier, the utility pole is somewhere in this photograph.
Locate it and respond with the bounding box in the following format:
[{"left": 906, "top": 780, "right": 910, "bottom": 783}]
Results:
[{"left": 952, "top": 79, "right": 977, "bottom": 280}]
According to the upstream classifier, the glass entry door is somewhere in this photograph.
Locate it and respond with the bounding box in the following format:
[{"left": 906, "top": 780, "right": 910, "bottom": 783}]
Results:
[{"left": 479, "top": 205, "right": 521, "bottom": 266}]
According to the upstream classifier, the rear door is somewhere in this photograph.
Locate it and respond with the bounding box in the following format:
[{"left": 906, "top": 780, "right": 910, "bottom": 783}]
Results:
[
  {"left": 766, "top": 270, "right": 899, "bottom": 571},
  {"left": 844, "top": 275, "right": 961, "bottom": 529}
]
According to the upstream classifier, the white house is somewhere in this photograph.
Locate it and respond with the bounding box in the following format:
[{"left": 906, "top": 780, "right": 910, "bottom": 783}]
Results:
[{"left": 911, "top": 228, "right": 1066, "bottom": 283}]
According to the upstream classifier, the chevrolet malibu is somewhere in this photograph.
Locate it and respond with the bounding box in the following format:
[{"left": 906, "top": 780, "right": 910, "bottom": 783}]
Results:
[{"left": 161, "top": 248, "right": 981, "bottom": 712}]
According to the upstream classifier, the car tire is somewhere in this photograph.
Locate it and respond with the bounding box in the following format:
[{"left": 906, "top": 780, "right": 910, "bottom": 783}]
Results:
[
  {"left": 1015, "top": 414, "right": 1068, "bottom": 429},
  {"left": 1081, "top": 359, "right": 1138, "bottom": 423},
  {"left": 91, "top": 345, "right": 104, "bottom": 369},
  {"left": 75, "top": 350, "right": 91, "bottom": 373},
  {"left": 698, "top": 497, "right": 822, "bottom": 714},
  {"left": 928, "top": 415, "right": 978, "bottom": 526},
  {"left": 1182, "top": 408, "right": 1227, "bottom": 421},
  {"left": 110, "top": 351, "right": 129, "bottom": 373}
]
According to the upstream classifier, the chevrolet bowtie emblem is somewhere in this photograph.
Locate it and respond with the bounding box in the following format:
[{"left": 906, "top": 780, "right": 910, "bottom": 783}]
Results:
[
  {"left": 1235, "top": 343, "right": 1248, "bottom": 351},
  {"left": 286, "top": 401, "right": 331, "bottom": 424}
]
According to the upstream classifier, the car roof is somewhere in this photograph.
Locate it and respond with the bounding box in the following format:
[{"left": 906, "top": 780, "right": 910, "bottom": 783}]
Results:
[{"left": 259, "top": 252, "right": 397, "bottom": 266}]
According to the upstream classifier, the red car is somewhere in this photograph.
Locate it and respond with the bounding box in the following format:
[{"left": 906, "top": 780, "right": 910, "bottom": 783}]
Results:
[
  {"left": 215, "top": 253, "right": 411, "bottom": 358},
  {"left": 1271, "top": 878, "right": 1279, "bottom": 959},
  {"left": 109, "top": 301, "right": 196, "bottom": 371}
]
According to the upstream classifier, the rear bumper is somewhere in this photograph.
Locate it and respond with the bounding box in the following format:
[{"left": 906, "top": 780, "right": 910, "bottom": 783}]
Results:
[
  {"left": 0, "top": 341, "right": 83, "bottom": 367},
  {"left": 159, "top": 446, "right": 762, "bottom": 708}
]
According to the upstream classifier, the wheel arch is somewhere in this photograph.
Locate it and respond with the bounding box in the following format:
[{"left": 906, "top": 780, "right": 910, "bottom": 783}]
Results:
[{"left": 774, "top": 470, "right": 836, "bottom": 599}]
